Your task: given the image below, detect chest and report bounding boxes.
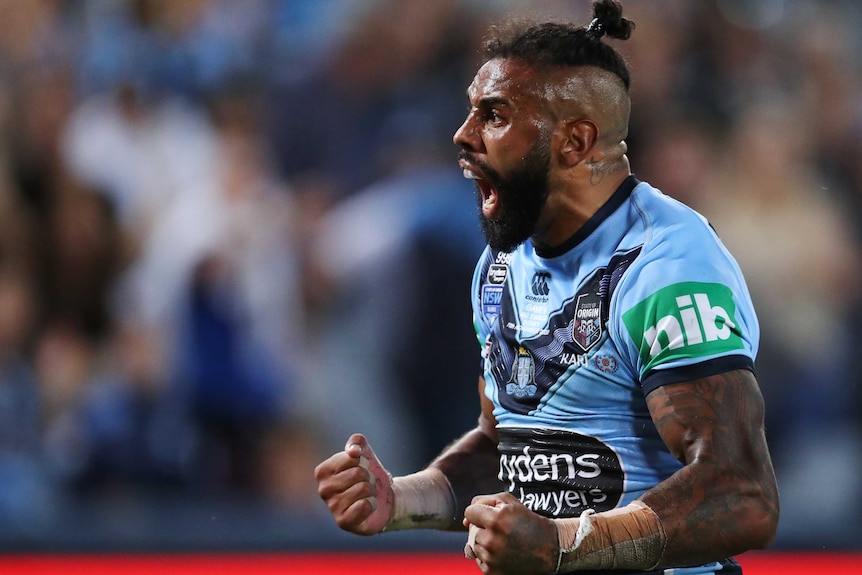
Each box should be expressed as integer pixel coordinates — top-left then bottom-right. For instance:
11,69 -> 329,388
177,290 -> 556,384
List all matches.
483,248 -> 640,416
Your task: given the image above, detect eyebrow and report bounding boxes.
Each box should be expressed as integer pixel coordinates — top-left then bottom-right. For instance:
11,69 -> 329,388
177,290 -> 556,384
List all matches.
473,96 -> 512,109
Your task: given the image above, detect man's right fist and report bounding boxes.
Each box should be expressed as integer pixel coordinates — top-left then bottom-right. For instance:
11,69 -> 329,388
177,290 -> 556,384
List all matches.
314,433 -> 395,535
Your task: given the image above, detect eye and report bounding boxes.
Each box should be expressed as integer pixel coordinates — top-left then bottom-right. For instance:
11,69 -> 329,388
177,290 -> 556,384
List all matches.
483,108 -> 505,126
464,102 -> 507,127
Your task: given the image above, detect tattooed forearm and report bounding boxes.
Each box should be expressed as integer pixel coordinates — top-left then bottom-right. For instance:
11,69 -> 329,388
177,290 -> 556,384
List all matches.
429,426 -> 503,520
642,369 -> 780,567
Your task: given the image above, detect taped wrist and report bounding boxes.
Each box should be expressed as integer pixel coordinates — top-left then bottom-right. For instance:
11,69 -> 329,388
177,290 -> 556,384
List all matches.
553,500 -> 666,573
383,468 -> 458,532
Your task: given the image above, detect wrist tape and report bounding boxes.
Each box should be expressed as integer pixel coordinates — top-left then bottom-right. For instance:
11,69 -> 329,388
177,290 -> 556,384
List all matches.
383,468 -> 457,532
554,500 -> 666,573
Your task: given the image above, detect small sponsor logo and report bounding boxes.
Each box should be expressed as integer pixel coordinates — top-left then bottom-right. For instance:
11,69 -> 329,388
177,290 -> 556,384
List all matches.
488,264 -> 508,285
560,353 -> 589,367
531,271 -> 551,296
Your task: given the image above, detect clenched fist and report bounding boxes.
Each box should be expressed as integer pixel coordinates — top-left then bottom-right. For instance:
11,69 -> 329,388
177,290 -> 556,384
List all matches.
314,433 -> 395,535
463,492 -> 559,574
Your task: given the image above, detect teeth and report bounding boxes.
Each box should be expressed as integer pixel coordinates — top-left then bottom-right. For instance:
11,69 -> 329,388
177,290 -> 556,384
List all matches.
463,168 -> 481,180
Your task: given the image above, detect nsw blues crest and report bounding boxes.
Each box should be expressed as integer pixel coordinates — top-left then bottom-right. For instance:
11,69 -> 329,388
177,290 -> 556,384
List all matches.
507,346 -> 537,398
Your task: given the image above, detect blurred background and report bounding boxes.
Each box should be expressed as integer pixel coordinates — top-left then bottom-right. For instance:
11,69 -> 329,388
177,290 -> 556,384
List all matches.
0,0 -> 859,554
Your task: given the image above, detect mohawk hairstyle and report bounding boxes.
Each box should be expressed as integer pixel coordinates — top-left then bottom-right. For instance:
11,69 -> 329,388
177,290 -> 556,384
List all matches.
481,0 -> 635,90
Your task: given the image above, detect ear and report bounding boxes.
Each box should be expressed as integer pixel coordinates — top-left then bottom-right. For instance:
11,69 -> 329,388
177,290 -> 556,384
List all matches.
555,118 -> 599,168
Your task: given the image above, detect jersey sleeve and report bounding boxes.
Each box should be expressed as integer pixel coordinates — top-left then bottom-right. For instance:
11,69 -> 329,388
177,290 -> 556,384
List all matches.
610,219 -> 759,395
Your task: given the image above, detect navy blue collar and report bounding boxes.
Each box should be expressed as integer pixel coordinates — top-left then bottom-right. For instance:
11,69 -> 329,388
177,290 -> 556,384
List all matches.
533,174 -> 638,259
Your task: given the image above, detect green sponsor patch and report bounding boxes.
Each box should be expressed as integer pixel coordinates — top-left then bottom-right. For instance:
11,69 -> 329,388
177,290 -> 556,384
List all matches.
622,282 -> 743,372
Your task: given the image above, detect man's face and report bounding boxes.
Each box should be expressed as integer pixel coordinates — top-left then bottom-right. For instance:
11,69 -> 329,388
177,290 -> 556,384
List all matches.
454,58 -> 553,252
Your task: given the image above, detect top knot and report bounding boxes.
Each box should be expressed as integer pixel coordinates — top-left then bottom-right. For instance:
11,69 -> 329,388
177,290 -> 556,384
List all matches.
587,0 -> 634,41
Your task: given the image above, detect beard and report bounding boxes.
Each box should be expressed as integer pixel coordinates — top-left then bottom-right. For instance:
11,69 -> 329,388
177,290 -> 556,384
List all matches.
463,134 -> 552,253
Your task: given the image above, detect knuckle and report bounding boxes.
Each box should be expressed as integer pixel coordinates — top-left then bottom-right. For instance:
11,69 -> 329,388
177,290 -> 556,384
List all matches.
317,482 -> 333,500
313,462 -> 327,480
334,515 -> 352,530
353,480 -> 373,499
349,465 -> 370,484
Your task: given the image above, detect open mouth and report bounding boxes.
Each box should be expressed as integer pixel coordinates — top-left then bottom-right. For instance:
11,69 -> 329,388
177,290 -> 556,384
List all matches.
461,164 -> 499,218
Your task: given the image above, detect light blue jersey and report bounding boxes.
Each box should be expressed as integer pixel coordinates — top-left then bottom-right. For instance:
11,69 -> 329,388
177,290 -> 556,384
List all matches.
471,176 -> 756,574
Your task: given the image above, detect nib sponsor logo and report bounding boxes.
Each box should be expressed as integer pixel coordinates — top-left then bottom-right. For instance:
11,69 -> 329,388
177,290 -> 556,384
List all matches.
623,282 -> 744,370
644,293 -> 734,356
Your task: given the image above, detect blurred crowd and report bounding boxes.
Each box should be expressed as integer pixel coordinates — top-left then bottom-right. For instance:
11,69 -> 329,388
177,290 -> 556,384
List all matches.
0,0 -> 860,551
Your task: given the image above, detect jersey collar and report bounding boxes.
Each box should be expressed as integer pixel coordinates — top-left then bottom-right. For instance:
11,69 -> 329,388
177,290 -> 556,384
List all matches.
532,174 -> 639,259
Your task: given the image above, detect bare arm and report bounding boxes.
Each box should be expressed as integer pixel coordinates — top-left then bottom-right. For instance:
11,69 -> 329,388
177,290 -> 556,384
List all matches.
315,376 -> 502,534
429,375 -> 504,518
642,368 -> 780,566
457,370 -> 779,574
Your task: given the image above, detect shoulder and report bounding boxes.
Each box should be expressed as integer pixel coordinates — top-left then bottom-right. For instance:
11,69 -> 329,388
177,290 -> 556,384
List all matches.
608,181 -> 759,380
629,181 -> 721,248
623,181 -> 747,291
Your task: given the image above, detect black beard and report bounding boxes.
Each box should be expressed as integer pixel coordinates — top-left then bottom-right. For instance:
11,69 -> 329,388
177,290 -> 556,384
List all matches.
468,136 -> 552,253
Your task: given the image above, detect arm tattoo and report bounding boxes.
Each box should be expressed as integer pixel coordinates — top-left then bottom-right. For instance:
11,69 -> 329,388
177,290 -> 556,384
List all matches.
642,369 -> 780,566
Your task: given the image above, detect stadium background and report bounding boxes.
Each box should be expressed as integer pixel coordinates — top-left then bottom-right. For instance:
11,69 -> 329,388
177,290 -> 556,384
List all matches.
0,0 -> 860,571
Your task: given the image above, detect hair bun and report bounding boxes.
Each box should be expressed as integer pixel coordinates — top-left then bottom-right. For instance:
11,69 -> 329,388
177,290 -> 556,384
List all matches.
588,0 -> 634,41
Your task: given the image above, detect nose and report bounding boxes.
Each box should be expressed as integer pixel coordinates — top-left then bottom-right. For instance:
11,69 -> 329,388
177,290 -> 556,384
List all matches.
453,113 -> 481,152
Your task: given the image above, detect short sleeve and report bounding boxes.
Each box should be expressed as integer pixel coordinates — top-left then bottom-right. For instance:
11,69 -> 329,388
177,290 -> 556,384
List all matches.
610,220 -> 759,391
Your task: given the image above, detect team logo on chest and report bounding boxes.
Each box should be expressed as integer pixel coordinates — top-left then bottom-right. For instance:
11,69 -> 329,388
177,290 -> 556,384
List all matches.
506,346 -> 538,398
573,291 -> 603,352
